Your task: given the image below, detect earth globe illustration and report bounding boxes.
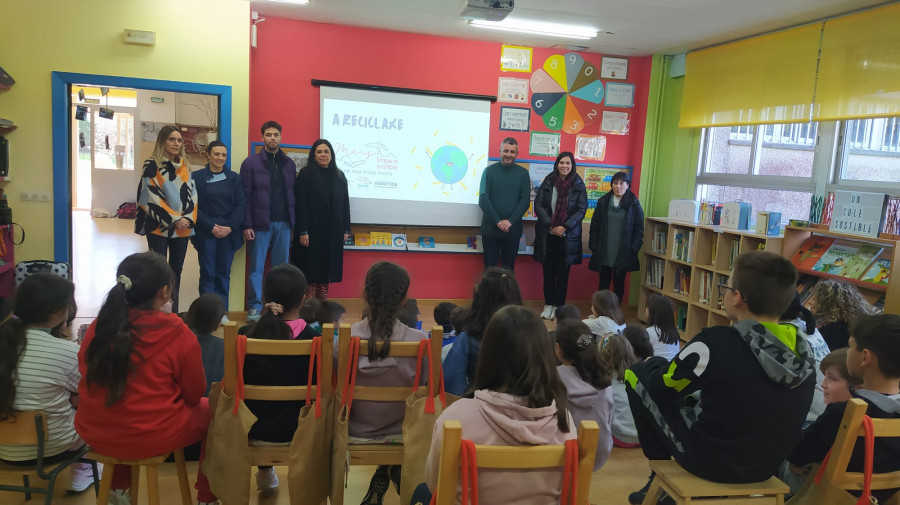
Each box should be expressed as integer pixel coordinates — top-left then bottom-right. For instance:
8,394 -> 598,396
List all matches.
430,145 -> 469,187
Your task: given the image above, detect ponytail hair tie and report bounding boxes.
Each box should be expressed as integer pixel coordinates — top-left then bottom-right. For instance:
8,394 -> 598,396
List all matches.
263,302 -> 284,317
117,275 -> 133,291
576,334 -> 593,348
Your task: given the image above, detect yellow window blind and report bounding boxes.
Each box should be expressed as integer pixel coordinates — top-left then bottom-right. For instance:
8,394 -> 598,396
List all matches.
680,24 -> 821,128
814,3 -> 900,121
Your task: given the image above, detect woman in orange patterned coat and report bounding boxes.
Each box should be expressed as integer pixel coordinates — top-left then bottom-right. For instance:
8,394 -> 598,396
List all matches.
135,125 -> 198,312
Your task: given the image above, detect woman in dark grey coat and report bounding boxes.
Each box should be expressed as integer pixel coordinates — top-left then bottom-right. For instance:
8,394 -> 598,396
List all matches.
588,171 -> 644,303
533,151 -> 587,320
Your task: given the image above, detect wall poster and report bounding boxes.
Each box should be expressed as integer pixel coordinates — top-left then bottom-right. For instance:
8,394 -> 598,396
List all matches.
499,106 -> 531,132
529,131 -> 561,157
498,77 -> 529,103
500,45 -> 533,72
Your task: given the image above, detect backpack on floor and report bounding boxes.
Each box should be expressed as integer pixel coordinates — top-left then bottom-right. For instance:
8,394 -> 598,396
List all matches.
116,202 -> 137,219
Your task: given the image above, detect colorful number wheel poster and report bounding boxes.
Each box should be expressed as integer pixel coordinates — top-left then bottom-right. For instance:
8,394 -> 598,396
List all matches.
530,53 -> 604,134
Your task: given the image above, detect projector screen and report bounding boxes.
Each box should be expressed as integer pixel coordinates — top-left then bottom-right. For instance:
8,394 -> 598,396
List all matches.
320,85 -> 492,227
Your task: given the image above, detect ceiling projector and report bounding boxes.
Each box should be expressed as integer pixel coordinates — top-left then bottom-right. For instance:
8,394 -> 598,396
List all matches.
459,0 -> 514,22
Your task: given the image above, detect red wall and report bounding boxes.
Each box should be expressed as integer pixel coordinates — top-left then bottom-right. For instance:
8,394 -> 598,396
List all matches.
250,18 -> 652,301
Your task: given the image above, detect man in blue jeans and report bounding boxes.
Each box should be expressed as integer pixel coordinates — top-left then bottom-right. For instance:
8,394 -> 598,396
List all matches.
241,120 -> 296,322
478,137 -> 530,271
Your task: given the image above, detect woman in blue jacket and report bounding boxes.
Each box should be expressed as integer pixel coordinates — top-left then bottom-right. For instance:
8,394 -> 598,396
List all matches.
533,151 -> 587,320
191,141 -> 245,315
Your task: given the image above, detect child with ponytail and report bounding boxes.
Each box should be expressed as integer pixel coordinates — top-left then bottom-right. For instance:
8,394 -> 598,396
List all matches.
242,263 -> 317,491
75,252 -> 216,505
555,320 -> 614,470
351,261 -> 428,505
0,274 -> 96,492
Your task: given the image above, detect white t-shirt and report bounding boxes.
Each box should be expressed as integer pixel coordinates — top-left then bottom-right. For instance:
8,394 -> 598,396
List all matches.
647,326 -> 681,361
0,329 -> 82,461
583,316 -> 625,337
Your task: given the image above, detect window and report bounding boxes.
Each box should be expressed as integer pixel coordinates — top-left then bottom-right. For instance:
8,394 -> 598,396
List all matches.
838,118 -> 900,184
696,123 -> 821,221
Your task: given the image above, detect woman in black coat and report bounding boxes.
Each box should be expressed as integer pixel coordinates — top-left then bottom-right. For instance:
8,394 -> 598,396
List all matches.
533,151 -> 587,320
588,171 -> 644,303
292,139 -> 351,300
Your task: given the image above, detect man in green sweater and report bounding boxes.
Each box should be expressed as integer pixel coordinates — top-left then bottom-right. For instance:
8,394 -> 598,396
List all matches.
478,137 -> 531,271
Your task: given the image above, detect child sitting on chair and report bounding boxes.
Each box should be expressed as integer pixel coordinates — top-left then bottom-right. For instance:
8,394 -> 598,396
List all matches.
185,294 -> 225,397
625,251 -> 815,505
351,262 -> 429,505
0,274 -> 96,493
785,314 -> 900,503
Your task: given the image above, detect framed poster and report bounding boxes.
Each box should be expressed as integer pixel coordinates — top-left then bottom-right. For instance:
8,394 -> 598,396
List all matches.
501,45 -> 533,72
499,106 -> 531,132
599,111 -> 631,135
498,77 -> 529,103
605,83 -> 635,107
529,131 -> 560,157
601,57 -> 629,80
575,134 -> 606,161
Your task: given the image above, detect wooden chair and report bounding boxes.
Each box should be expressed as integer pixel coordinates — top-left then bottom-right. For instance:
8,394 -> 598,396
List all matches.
89,449 -> 191,505
817,397 -> 900,504
0,411 -> 99,505
222,320 -> 333,466
641,460 -> 789,505
335,324 -> 443,465
432,419 -> 600,505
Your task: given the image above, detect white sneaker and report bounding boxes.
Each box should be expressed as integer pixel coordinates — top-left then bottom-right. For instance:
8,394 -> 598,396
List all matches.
247,308 -> 261,323
541,305 -> 555,320
256,467 -> 279,490
68,461 -> 101,493
108,489 -> 130,505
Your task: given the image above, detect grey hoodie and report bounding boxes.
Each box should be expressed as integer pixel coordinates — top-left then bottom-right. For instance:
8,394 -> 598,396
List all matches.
557,365 -> 614,470
425,390 -> 576,505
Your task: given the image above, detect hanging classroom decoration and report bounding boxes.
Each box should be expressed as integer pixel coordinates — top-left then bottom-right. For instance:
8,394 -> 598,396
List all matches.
530,53 -> 604,134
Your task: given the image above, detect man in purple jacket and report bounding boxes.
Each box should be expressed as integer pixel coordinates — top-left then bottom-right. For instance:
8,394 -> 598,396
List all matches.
241,121 -> 296,322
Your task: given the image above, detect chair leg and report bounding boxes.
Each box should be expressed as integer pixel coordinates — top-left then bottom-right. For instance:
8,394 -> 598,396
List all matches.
22,474 -> 32,500
131,465 -> 140,505
174,449 -> 192,505
641,476 -> 664,505
91,460 -> 101,497
146,465 -> 160,505
97,463 -> 114,505
44,473 -> 58,505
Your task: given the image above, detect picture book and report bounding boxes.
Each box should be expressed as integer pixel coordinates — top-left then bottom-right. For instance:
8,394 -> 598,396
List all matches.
790,236 -> 836,271
370,231 -> 392,247
811,240 -> 862,276
860,252 -> 891,286
418,236 -> 435,248
840,243 -> 883,279
355,233 -> 371,247
391,233 -> 407,249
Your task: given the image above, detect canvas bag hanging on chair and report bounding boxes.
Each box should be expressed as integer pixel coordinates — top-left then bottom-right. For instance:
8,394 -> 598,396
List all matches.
331,336 -> 361,505
400,339 -> 447,505
786,415 -> 877,505
287,336 -> 334,505
203,334 -> 258,505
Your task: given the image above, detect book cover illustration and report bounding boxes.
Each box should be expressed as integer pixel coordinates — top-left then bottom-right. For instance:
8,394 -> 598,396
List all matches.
840,243 -> 883,279
811,240 -> 861,276
370,231 -> 392,247
391,233 -> 407,249
355,233 -> 371,247
467,236 -> 477,250
790,236 -> 836,271
418,236 -> 435,248
860,253 -> 891,286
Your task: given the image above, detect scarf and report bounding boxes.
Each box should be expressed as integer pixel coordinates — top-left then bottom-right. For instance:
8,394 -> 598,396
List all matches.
550,173 -> 575,228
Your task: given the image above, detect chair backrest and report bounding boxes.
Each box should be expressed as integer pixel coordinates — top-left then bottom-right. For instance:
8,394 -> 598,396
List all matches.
336,324 -> 443,404
433,419 -> 600,505
0,411 -> 47,445
223,321 -> 333,401
823,397 -> 900,492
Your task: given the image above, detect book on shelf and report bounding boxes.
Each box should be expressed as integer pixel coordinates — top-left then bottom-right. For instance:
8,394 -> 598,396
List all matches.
645,258 -> 665,289
370,231 -> 392,247
676,306 -> 687,332
790,236 -> 836,271
859,252 -> 891,286
716,273 -> 730,310
418,236 -> 435,248
728,238 -> 740,270
672,229 -> 694,262
355,233 -> 371,247
651,229 -> 667,255
673,268 -> 690,296
699,201 -> 723,226
698,270 -> 714,305
796,275 -> 821,304
391,233 -> 407,249
721,202 -> 751,230
811,240 -> 882,279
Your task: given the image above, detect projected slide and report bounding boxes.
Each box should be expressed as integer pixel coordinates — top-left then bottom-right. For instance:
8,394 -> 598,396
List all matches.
320,89 -> 491,206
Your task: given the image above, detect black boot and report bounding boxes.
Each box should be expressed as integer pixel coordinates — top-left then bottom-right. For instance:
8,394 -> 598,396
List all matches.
360,466 -> 390,505
389,465 -> 401,495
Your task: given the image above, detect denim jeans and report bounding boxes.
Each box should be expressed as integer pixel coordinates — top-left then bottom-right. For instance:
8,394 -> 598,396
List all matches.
246,221 -> 291,310
194,235 -> 237,310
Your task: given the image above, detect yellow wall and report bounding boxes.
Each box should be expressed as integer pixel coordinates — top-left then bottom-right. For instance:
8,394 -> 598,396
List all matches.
1,0 -> 250,308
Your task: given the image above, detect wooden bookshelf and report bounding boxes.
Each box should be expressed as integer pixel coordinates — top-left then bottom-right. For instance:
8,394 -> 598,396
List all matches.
638,217 -> 784,342
782,226 -> 900,314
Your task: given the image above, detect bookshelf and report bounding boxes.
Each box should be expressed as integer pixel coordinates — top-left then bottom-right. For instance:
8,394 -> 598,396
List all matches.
782,226 -> 900,314
638,217 -> 784,342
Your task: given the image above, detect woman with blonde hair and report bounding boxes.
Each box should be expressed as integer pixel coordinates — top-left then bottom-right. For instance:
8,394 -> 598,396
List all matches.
808,279 -> 879,350
135,125 -> 198,312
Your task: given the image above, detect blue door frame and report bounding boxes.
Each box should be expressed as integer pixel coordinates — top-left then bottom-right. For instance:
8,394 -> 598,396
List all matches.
51,72 -> 232,262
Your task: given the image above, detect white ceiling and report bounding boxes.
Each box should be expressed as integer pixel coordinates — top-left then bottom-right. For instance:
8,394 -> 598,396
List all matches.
250,0 -> 894,56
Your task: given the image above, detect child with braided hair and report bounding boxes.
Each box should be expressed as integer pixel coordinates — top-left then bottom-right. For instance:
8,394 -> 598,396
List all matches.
350,261 -> 429,505
555,320 -> 614,470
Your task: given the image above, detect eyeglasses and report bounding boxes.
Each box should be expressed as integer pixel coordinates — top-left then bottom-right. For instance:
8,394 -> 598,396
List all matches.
717,283 -> 738,298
